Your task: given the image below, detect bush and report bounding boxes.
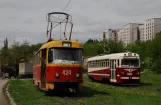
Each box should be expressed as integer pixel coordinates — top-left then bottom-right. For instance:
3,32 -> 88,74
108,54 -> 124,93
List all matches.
83,68 -> 87,73
151,58 -> 161,73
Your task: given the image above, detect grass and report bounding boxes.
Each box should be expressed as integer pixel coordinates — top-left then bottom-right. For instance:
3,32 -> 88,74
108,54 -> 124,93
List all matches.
8,71 -> 161,105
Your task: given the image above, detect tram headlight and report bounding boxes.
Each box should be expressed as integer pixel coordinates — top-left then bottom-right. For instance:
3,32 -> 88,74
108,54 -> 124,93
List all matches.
117,74 -> 120,77
137,72 -> 140,75
76,73 -> 80,78
55,73 -> 59,78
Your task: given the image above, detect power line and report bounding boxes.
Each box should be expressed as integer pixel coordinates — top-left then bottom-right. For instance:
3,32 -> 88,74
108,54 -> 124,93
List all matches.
53,0 -> 72,26
62,0 -> 71,13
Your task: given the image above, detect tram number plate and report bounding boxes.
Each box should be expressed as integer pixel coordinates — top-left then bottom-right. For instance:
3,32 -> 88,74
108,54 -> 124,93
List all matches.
63,70 -> 71,75
127,73 -> 132,76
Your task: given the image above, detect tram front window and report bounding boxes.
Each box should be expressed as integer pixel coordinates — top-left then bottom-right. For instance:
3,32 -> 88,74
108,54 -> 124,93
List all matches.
48,48 -> 82,64
121,59 -> 139,67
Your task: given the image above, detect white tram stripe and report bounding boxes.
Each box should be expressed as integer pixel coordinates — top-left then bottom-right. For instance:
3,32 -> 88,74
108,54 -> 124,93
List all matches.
132,77 -> 140,79
110,79 -> 117,82
120,77 -> 140,79
88,73 -> 110,76
120,77 -> 129,79
88,67 -> 110,72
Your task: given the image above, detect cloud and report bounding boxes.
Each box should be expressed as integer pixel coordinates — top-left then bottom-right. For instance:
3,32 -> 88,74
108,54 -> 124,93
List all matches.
0,0 -> 161,47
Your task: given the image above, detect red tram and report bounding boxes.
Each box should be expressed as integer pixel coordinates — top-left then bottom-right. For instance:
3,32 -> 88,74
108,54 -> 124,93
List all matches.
32,12 -> 83,93
87,52 -> 140,85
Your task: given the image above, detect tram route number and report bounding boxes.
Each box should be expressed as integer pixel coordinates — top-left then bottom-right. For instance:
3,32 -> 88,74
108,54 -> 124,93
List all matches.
63,70 -> 71,75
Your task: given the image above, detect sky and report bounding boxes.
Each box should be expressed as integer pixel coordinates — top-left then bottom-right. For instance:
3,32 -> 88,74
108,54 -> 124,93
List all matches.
0,0 -> 161,47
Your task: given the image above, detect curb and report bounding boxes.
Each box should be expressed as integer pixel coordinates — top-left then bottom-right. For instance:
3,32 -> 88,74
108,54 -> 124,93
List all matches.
5,81 -> 17,105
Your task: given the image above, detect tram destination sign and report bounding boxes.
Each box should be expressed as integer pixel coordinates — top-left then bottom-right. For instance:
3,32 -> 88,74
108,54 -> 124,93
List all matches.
62,42 -> 72,47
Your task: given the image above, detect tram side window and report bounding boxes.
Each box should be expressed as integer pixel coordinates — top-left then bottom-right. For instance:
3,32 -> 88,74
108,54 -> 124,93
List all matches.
88,61 -> 90,67
102,60 -> 104,67
100,60 -> 103,67
92,61 -> 94,68
90,61 -> 93,67
98,60 -> 100,67
96,60 -> 98,67
48,49 -> 53,63
100,60 -> 102,67
34,52 -> 40,65
87,62 -> 89,68
95,60 -> 97,67
91,61 -> 93,68
106,59 -> 109,67
104,59 -> 106,67
104,59 -> 107,67
93,61 -> 95,67
95,61 -> 97,67
97,60 -> 99,67
37,53 -> 40,64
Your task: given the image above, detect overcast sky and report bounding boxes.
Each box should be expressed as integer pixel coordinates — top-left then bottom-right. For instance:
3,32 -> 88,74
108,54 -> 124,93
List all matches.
0,0 -> 161,47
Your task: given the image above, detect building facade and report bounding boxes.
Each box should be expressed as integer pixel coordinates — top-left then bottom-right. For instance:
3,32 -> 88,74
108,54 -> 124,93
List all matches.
140,18 -> 161,41
108,29 -> 119,42
103,18 -> 161,44
139,24 -> 144,41
117,23 -> 143,45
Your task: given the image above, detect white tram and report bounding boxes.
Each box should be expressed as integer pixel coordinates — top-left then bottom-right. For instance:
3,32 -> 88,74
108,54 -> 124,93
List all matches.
87,52 -> 140,85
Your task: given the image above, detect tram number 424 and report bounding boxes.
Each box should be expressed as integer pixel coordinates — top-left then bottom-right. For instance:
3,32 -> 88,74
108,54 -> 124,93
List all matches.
63,70 -> 71,75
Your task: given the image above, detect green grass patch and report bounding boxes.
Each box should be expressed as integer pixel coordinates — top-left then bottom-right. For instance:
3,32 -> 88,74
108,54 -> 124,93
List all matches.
9,71 -> 161,105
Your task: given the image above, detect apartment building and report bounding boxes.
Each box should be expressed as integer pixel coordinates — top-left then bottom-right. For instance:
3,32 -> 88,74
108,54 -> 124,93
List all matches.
117,28 -> 124,43
139,24 -> 144,41
140,18 -> 161,41
117,23 -> 143,45
108,29 -> 119,42
103,18 -> 161,44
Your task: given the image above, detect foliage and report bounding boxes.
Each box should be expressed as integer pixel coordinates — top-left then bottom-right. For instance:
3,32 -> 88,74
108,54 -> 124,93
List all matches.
83,40 -> 102,57
0,38 -> 43,67
83,39 -> 125,57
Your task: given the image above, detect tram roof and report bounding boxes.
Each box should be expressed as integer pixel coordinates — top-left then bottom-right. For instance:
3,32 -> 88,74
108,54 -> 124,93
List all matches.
33,40 -> 83,56
40,40 -> 83,49
87,52 -> 139,61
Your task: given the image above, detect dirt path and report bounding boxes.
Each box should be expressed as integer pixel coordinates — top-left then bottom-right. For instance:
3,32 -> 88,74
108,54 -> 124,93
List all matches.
0,78 -> 9,105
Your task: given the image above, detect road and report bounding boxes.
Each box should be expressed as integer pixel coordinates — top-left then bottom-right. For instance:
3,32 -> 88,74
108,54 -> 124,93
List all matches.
0,78 -> 9,105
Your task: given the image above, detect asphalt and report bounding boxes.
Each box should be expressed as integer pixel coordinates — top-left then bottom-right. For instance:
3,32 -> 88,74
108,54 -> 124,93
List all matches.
0,78 -> 9,105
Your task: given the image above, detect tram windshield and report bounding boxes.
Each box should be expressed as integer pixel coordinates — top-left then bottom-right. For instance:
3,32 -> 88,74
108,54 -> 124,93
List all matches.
121,59 -> 139,67
48,48 -> 82,64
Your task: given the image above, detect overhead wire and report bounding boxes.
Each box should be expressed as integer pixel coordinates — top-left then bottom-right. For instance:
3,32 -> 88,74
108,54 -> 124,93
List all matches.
51,0 -> 72,27
62,0 -> 71,13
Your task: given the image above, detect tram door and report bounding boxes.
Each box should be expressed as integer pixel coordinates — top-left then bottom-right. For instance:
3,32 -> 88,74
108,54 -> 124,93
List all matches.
110,59 -> 116,82
41,48 -> 47,89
